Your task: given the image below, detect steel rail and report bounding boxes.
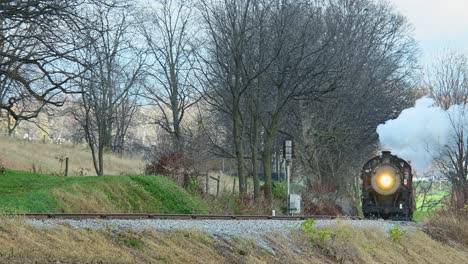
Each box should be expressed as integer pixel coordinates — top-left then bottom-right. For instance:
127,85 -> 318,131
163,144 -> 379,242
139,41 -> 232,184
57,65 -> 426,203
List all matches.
3,213 -> 362,220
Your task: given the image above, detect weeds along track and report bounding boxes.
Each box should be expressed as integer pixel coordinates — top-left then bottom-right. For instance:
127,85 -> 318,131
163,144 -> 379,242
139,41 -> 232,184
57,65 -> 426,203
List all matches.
7,213 -> 362,220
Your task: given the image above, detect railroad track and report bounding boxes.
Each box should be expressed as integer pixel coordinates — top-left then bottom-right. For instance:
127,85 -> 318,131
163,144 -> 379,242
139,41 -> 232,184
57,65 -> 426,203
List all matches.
6,213 -> 362,220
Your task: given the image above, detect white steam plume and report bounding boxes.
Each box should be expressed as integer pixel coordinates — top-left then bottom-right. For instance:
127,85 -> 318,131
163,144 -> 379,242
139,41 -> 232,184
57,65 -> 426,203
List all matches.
376,97 -> 468,173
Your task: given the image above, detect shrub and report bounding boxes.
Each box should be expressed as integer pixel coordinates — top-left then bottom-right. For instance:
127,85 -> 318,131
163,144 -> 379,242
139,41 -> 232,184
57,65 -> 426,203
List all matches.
301,219 -> 332,243
301,193 -> 343,216
301,219 -> 318,234
185,177 -> 203,193
388,225 -> 406,243
145,152 -> 189,185
272,181 -> 287,200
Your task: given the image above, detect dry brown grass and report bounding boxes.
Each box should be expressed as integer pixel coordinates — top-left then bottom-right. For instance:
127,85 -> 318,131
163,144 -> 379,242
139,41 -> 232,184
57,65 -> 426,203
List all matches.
0,135 -> 144,175
0,217 -> 466,264
208,172 -> 257,195
0,217 -> 323,264
294,221 -> 468,264
0,217 -> 138,263
424,210 -> 468,248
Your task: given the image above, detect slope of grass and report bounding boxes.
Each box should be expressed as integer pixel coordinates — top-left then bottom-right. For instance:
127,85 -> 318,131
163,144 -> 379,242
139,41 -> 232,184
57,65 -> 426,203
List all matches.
296,220 -> 468,263
0,217 -> 466,264
0,170 -> 209,214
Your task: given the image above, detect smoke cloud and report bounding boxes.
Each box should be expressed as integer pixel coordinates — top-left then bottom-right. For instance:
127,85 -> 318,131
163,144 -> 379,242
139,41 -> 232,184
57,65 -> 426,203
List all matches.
376,97 -> 468,173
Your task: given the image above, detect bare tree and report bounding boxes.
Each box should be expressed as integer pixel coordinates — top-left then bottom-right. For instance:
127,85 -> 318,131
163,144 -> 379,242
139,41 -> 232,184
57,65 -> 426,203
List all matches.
254,0 -> 344,205
139,0 -> 199,151
73,1 -> 145,175
434,106 -> 468,210
0,0 -> 90,122
427,51 -> 468,109
292,0 -> 417,204
112,93 -> 139,155
413,175 -> 448,212
198,0 -> 259,196
429,51 -> 468,209
240,0 -> 275,201
193,0 -> 419,209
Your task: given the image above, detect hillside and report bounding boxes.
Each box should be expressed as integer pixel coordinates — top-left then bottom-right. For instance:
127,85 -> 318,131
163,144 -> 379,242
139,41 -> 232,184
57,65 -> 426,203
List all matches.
0,135 -> 144,176
0,170 -> 209,214
0,217 -> 466,263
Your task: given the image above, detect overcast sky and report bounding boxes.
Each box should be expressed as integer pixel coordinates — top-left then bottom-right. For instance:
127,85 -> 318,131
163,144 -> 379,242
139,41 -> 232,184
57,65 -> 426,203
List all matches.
389,0 -> 468,65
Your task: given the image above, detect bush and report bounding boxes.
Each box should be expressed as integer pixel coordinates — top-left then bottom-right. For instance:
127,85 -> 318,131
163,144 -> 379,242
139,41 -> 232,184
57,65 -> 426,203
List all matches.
301,219 -> 333,243
301,193 -> 343,216
185,177 -> 203,193
301,219 -> 318,234
145,152 -> 189,185
388,225 -> 406,243
205,192 -> 278,215
272,181 -> 287,200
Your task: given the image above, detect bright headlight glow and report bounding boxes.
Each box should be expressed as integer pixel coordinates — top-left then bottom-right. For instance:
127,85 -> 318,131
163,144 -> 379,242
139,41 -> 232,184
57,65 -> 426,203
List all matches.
377,174 -> 395,190
371,165 -> 401,195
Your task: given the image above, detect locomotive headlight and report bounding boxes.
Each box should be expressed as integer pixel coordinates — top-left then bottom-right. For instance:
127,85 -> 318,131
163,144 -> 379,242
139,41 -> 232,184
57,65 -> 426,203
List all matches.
371,166 -> 401,195
377,174 -> 395,190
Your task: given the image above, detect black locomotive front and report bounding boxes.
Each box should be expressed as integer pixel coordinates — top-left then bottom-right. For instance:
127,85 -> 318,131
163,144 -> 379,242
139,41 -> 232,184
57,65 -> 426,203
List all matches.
361,151 -> 414,220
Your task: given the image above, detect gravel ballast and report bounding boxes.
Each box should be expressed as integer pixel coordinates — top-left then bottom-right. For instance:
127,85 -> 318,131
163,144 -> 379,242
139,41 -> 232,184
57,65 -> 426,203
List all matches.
25,219 -> 421,238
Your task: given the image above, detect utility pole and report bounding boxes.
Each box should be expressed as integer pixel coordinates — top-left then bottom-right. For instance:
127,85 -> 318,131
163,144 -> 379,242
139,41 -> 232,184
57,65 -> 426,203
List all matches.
284,139 -> 293,215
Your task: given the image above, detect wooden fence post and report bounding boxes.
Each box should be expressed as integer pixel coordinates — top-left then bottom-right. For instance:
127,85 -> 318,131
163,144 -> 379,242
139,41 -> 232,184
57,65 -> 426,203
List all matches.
232,178 -> 236,194
65,157 -> 69,176
216,175 -> 220,197
205,173 -> 209,195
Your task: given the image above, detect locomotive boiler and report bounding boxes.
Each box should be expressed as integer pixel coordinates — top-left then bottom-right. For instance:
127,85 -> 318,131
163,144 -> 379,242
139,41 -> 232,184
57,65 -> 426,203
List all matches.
361,151 -> 414,220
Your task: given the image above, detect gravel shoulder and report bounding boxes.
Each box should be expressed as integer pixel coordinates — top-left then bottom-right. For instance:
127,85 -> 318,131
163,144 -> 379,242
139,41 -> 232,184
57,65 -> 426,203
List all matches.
26,219 -> 422,238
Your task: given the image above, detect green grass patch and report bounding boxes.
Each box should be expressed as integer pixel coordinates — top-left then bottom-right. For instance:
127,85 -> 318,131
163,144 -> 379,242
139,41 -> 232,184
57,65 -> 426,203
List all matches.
0,169 -> 209,214
413,182 -> 450,222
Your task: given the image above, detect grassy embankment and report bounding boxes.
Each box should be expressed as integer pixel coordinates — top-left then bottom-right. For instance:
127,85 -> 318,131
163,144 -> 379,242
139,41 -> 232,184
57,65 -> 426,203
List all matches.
0,168 -> 448,218
0,213 -> 466,263
0,170 -> 209,214
0,135 -> 455,218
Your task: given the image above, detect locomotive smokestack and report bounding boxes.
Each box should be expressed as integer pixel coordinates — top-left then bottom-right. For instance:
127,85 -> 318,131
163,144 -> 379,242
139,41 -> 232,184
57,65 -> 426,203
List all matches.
381,151 -> 391,164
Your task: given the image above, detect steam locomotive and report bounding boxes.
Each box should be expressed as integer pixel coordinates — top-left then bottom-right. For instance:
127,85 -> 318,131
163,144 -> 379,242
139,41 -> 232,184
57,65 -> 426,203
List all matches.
361,151 -> 414,220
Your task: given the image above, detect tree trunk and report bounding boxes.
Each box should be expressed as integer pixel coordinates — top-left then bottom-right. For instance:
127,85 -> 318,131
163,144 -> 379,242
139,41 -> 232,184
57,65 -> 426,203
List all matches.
262,114 -> 280,207
7,113 -> 12,136
98,143 -> 104,176
96,114 -> 106,176
251,138 -> 260,202
90,144 -> 100,176
233,104 -> 246,196
171,68 -> 182,152
262,137 -> 273,206
6,112 -> 18,137
250,104 -> 261,202
173,111 -> 182,151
